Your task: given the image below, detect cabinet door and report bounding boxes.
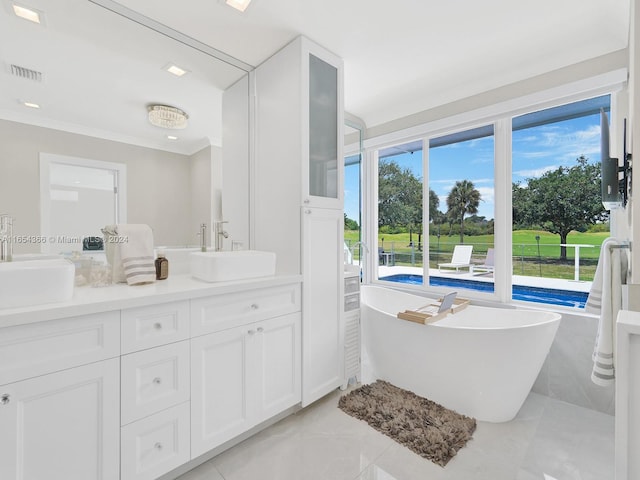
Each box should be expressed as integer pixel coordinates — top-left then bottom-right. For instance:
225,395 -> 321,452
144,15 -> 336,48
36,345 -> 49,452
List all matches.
301,207 -> 344,406
255,313 -> 301,420
191,327 -> 255,458
0,359 -> 120,480
303,43 -> 344,209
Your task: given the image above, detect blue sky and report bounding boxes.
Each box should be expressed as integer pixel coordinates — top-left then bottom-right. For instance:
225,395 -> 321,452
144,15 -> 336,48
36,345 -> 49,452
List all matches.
344,113 -> 602,223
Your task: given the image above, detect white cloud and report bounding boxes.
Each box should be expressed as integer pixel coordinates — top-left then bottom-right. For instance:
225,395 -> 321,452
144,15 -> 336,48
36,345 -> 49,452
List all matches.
477,186 -> 495,205
513,165 -> 558,178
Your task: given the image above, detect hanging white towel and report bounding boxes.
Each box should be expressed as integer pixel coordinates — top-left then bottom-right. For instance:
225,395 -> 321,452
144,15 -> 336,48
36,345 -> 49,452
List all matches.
585,237 -> 628,386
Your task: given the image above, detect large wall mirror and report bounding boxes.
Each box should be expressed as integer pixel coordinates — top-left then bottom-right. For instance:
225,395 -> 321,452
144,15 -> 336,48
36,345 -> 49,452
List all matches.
0,0 -> 251,253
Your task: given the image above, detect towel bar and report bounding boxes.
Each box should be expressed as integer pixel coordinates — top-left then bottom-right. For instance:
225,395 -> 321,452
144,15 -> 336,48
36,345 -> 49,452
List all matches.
609,243 -> 631,251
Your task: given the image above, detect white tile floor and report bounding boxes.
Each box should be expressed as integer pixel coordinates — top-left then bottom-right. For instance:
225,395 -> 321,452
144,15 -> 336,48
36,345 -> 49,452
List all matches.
176,389 -> 614,480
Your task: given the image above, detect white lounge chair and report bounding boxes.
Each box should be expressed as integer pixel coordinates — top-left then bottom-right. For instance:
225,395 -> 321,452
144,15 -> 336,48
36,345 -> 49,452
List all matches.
472,248 -> 494,275
438,245 -> 473,273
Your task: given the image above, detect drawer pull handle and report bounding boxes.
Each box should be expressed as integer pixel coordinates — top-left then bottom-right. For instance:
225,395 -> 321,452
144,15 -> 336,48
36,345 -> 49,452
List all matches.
250,303 -> 259,310
153,377 -> 162,385
154,322 -> 163,330
257,327 -> 264,333
248,329 -> 256,335
154,442 -> 163,451
1,394 -> 9,405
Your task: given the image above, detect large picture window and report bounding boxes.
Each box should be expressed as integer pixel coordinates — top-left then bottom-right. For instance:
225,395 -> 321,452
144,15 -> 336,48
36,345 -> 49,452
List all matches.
366,93 -> 613,309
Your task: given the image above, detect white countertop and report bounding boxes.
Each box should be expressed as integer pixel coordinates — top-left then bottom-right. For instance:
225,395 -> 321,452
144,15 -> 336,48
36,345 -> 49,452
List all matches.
0,273 -> 302,328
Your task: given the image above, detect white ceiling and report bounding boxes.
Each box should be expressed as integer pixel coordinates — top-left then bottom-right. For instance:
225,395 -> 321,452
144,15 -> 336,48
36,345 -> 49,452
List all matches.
0,0 -> 631,155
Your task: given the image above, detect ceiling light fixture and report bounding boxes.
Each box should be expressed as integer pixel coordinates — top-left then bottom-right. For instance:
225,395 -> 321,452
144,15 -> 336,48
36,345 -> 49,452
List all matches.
147,105 -> 188,129
167,135 -> 178,140
23,101 -> 40,109
225,0 -> 252,12
165,64 -> 189,77
12,4 -> 41,24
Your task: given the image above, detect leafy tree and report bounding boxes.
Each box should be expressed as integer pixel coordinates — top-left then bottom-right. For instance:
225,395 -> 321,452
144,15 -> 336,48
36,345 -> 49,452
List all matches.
446,180 -> 481,243
378,159 -> 422,243
512,181 -> 536,229
428,189 -> 440,221
513,155 -> 606,260
344,213 -> 359,230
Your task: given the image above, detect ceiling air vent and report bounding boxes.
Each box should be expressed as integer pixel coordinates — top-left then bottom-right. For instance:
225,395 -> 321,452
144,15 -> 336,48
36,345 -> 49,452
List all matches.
10,64 -> 43,82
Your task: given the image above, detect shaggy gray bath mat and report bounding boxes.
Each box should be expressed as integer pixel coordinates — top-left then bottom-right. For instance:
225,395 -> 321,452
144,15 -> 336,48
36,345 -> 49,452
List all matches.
338,380 -> 476,467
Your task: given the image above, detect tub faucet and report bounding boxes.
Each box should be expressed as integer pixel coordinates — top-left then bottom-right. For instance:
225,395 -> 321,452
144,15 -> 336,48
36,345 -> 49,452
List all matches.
198,223 -> 207,252
214,220 -> 229,251
0,214 -> 14,262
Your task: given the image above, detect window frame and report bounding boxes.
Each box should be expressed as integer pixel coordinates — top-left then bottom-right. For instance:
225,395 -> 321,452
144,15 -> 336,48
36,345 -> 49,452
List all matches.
361,69 -> 627,308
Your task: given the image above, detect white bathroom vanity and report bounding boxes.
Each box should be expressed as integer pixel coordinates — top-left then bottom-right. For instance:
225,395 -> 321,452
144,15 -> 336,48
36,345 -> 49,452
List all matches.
0,274 -> 306,480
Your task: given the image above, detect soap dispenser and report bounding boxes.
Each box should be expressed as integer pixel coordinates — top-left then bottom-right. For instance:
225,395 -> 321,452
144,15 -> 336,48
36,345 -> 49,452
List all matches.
155,251 -> 169,280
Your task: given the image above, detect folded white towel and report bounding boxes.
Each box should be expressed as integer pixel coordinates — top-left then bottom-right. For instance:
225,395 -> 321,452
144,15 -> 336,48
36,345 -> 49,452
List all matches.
117,224 -> 156,285
585,237 -> 628,386
103,224 -> 155,285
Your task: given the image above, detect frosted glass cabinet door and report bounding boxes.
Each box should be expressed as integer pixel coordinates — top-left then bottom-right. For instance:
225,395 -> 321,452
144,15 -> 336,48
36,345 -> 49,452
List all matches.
308,53 -> 339,202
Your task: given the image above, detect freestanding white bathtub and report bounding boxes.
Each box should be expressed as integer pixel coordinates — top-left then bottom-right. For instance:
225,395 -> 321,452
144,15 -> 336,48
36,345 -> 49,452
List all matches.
361,285 -> 561,422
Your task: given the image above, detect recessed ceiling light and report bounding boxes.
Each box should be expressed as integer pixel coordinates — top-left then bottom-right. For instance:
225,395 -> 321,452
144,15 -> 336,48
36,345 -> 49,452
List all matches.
23,101 -> 40,109
165,64 -> 189,77
225,0 -> 252,12
12,4 -> 42,24
167,135 -> 178,140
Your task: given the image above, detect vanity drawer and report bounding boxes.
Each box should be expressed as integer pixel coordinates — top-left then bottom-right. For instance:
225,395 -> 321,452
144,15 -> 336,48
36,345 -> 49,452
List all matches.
121,341 -> 190,425
121,300 -> 190,354
0,311 -> 120,386
191,283 -> 301,336
344,275 -> 360,294
121,401 -> 190,480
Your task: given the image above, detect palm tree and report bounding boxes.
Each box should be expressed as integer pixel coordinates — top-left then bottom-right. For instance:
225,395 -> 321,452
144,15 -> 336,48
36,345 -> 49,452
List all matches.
446,180 -> 481,243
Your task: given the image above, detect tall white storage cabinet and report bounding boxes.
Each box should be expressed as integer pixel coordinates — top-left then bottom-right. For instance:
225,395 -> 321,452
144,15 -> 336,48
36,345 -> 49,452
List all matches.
254,36 -> 344,406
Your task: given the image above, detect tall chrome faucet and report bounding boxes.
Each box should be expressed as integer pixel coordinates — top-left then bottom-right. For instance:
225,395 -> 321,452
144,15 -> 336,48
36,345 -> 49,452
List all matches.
214,220 -> 229,251
198,223 -> 207,252
0,214 -> 14,262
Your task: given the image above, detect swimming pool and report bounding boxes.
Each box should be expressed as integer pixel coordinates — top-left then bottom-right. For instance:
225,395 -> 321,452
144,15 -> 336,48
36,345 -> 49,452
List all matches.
379,274 -> 588,308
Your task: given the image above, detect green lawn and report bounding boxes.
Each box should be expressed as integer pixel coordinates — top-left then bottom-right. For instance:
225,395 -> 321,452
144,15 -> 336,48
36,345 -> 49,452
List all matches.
345,229 -> 608,281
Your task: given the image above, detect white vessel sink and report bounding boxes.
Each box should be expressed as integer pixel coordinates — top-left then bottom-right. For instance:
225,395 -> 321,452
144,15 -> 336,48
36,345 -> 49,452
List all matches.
0,258 -> 75,309
190,250 -> 276,282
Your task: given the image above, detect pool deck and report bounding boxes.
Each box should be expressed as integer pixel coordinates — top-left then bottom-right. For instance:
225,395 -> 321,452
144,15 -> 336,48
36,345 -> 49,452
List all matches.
377,265 -> 592,293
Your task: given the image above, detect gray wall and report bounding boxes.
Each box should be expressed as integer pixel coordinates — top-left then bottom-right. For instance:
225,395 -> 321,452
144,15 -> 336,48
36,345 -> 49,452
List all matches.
365,50 -> 628,139
0,119 -> 217,250
532,312 -> 614,415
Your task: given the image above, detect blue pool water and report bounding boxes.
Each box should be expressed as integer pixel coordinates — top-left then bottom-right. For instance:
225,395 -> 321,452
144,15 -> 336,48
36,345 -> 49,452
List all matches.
379,274 -> 588,308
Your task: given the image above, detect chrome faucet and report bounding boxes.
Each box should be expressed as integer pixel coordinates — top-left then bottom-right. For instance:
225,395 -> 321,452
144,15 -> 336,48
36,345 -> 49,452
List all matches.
0,214 -> 14,262
198,223 -> 207,252
349,241 -> 369,264
214,220 -> 229,252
